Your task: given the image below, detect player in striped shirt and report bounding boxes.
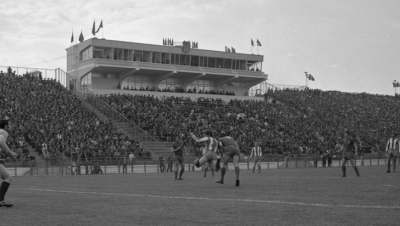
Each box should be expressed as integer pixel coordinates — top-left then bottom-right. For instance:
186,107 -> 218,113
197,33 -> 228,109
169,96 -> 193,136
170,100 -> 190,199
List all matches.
0,119 -> 18,207
385,133 -> 399,173
190,130 -> 220,173
250,141 -> 262,173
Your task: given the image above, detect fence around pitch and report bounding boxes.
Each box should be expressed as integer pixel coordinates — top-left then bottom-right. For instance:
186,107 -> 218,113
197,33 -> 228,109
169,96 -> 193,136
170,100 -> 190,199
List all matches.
4,154 -> 395,177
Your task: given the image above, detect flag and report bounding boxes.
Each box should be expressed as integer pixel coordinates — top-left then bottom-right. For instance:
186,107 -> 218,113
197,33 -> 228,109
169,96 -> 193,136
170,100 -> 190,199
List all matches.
225,46 -> 229,52
251,39 -> 254,46
71,31 -> 74,43
309,75 -> 315,81
171,39 -> 173,45
79,31 -> 84,43
257,39 -> 262,46
393,81 -> 400,87
304,72 -> 309,79
96,20 -> 103,33
92,20 -> 96,36
231,47 -> 236,53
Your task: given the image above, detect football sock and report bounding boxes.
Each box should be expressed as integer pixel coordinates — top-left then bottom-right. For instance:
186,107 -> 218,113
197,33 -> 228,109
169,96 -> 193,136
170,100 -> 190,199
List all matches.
341,166 -> 346,177
174,171 -> 178,180
220,167 -> 226,181
252,166 -> 255,173
0,181 -> 10,202
235,166 -> 240,180
258,165 -> 261,173
354,167 -> 360,177
179,168 -> 184,179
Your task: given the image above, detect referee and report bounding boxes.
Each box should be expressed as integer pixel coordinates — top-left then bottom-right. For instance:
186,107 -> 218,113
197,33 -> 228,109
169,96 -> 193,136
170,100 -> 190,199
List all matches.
385,132 -> 399,173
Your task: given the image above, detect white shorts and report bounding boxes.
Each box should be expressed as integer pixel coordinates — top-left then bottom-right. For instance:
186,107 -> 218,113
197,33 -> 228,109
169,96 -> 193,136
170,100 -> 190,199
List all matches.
0,163 -> 11,180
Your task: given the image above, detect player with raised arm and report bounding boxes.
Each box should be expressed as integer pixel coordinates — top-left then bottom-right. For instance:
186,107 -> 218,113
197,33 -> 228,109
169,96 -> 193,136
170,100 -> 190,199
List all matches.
0,118 -> 18,207
171,136 -> 189,180
190,130 -> 220,173
385,132 -> 399,173
250,141 -> 262,173
217,131 -> 241,186
338,129 -> 360,177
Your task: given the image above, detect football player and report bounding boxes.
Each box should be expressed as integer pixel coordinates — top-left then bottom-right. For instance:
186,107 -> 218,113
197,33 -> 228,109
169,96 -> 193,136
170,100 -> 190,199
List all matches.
217,131 -> 241,186
190,130 -> 220,173
0,118 -> 18,207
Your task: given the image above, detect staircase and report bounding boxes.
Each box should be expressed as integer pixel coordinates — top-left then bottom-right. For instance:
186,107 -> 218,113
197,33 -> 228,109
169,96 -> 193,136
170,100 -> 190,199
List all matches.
76,92 -> 171,159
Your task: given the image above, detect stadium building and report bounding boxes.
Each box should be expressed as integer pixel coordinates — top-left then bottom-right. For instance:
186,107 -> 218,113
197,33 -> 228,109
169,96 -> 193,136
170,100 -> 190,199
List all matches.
66,38 -> 267,96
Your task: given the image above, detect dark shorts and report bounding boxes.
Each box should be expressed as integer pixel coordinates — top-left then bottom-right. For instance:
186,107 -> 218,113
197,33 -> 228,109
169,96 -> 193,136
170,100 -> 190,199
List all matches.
174,156 -> 184,164
254,156 -> 262,163
388,149 -> 399,157
342,152 -> 356,160
223,146 -> 240,158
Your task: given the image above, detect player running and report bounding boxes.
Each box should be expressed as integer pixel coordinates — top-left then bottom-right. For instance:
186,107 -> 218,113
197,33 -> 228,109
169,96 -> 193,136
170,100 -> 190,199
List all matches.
0,118 -> 18,207
217,131 -> 240,186
190,130 -> 220,173
338,129 -> 360,177
385,132 -> 399,173
250,141 -> 262,173
171,136 -> 189,180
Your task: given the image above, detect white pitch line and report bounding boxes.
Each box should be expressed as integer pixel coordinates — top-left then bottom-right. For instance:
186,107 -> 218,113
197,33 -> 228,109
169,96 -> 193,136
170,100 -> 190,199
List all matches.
27,188 -> 400,210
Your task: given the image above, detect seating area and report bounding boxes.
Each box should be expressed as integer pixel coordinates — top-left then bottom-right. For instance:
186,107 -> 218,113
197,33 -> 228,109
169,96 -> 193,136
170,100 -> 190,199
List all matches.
0,73 -> 147,163
1,71 -> 395,161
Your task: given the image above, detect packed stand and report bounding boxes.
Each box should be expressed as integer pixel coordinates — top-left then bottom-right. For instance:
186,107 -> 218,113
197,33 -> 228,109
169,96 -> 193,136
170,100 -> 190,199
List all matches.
0,72 -> 147,163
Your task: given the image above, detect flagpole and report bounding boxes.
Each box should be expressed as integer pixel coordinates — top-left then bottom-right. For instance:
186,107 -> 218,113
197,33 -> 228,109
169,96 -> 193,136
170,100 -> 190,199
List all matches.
257,43 -> 259,55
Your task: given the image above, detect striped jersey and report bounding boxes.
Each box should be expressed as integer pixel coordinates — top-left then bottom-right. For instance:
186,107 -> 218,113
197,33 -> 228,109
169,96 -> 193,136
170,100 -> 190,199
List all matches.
251,146 -> 262,157
386,137 -> 399,152
197,137 -> 218,152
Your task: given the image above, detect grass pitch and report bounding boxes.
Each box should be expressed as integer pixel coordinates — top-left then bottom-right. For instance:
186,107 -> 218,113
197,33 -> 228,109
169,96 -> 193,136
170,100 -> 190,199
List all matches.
1,166 -> 399,226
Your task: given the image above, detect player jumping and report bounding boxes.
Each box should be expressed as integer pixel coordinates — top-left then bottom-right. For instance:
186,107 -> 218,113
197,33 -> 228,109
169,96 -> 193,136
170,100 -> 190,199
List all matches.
190,130 -> 220,173
217,131 -> 240,186
0,118 -> 18,207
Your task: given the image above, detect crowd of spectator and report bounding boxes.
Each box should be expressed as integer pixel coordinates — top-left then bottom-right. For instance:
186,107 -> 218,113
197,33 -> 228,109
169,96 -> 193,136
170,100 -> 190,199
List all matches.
0,72 -> 148,163
120,84 -> 235,96
2,68 -> 394,161
99,87 -> 394,157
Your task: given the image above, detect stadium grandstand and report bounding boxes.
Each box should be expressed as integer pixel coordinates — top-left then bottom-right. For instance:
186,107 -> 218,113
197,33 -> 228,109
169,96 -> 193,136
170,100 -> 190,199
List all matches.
0,37 -> 395,175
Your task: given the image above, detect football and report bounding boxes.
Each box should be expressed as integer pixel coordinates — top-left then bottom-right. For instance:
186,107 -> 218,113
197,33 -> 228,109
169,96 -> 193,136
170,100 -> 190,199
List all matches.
237,113 -> 246,122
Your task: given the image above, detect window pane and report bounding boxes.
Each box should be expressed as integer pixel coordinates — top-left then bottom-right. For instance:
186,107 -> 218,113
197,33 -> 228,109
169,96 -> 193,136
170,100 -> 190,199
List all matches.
191,55 -> 199,66
143,51 -> 151,62
225,59 -> 232,69
208,57 -> 216,68
134,51 -> 143,62
216,58 -> 223,68
93,47 -> 104,59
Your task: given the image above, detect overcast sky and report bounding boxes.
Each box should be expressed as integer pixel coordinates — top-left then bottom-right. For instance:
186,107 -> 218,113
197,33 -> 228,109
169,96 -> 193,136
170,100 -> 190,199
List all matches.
1,0 -> 400,95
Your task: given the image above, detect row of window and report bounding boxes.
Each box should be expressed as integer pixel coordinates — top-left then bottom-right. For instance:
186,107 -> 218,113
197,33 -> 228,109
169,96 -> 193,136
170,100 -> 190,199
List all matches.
80,46 -> 262,71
